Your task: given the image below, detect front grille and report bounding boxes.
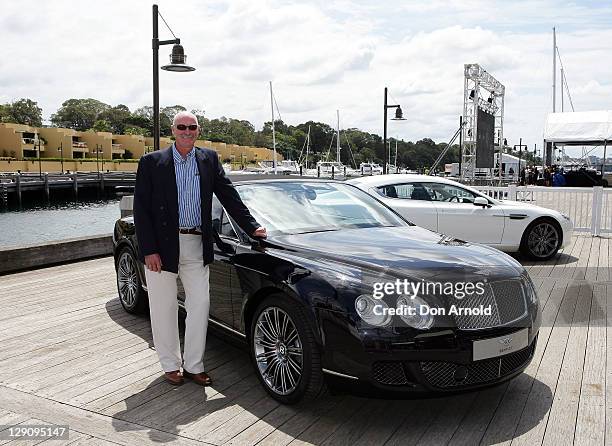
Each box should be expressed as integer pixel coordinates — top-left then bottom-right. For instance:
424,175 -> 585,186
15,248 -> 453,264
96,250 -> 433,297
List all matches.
372,361 -> 410,385
420,341 -> 536,389
453,280 -> 528,329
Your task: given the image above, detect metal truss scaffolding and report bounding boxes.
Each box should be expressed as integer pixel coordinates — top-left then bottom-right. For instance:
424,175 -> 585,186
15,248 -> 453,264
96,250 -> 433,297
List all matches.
461,64 -> 505,181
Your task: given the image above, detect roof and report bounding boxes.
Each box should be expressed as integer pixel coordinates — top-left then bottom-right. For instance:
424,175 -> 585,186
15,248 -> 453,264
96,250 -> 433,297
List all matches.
544,111 -> 612,144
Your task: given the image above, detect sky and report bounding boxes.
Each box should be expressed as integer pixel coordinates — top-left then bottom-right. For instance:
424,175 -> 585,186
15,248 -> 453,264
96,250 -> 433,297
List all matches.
1,0 -> 611,157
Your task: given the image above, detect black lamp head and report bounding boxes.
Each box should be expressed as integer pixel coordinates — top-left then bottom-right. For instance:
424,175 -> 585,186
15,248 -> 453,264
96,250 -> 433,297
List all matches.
391,106 -> 406,121
161,44 -> 195,72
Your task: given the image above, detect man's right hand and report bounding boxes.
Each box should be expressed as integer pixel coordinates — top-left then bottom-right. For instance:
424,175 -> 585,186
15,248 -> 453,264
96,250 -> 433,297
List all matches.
144,254 -> 163,273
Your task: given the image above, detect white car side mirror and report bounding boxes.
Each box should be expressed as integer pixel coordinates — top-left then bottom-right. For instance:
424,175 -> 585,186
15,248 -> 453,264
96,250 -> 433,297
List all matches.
473,196 -> 490,208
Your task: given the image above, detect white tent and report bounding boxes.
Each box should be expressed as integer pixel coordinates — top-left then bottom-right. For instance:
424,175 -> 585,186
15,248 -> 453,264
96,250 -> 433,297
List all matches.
544,111 -> 612,144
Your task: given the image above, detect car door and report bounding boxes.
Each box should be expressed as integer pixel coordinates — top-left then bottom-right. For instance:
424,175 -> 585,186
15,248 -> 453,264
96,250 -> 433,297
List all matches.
428,182 -> 505,245
373,182 -> 438,231
209,197 -> 237,328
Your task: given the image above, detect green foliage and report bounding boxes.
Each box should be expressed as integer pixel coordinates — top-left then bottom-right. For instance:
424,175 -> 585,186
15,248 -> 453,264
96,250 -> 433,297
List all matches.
0,98 -> 43,126
51,98 -> 110,130
92,119 -> 112,133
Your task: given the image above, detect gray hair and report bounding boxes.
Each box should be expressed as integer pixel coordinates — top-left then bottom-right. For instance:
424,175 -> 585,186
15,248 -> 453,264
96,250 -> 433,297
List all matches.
172,111 -> 199,126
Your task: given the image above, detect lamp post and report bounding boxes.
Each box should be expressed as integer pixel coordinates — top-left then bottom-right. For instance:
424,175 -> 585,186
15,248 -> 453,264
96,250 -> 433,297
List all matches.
58,142 -> 64,174
96,144 -> 100,177
152,4 -> 195,152
37,139 -> 42,178
383,87 -> 405,174
513,138 -> 527,180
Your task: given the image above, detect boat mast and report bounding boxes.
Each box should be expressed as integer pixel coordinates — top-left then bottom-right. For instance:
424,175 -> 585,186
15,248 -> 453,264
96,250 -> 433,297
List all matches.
394,139 -> 398,172
306,125 -> 310,171
270,81 -> 277,174
336,110 -> 341,164
552,27 -> 556,113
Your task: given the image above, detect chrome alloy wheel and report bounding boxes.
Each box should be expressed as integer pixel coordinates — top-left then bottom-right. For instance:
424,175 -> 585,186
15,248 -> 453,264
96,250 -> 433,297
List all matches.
117,251 -> 139,309
253,307 -> 303,396
527,222 -> 560,258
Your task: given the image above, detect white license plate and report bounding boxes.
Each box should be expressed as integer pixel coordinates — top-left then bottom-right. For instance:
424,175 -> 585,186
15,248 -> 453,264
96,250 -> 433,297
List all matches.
472,328 -> 529,361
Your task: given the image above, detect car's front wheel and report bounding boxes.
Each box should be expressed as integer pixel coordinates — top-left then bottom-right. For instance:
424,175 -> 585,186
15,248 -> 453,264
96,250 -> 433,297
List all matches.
520,219 -> 562,260
116,247 -> 149,314
249,294 -> 326,404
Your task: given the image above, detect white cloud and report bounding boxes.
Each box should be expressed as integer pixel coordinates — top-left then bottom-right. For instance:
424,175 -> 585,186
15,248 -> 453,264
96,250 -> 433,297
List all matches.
0,0 -> 610,158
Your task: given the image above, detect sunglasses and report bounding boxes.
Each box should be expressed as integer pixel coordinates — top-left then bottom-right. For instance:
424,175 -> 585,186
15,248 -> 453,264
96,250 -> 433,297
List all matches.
175,124 -> 198,131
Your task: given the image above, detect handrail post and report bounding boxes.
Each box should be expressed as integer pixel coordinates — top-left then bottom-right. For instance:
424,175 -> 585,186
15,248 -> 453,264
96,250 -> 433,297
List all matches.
508,184 -> 517,201
591,186 -> 603,236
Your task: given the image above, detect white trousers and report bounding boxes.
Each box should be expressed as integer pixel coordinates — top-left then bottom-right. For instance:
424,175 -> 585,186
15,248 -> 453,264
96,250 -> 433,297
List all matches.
144,233 -> 210,374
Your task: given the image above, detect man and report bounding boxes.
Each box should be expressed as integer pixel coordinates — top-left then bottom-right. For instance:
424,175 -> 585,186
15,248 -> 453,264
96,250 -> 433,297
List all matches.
133,111 -> 266,386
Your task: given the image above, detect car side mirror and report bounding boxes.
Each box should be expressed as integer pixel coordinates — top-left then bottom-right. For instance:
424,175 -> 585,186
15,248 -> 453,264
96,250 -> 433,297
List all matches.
473,196 -> 490,208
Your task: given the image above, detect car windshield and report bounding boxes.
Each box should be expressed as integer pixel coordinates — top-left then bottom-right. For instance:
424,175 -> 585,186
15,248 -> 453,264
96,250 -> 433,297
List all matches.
236,181 -> 409,235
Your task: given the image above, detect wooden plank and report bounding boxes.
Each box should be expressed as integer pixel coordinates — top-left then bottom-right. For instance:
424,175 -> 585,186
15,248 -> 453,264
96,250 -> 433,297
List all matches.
316,398 -> 408,446
541,283 -> 592,446
412,392 -> 477,446
479,279 -> 572,445
574,282 -> 606,446
0,385 -> 207,446
256,397 -> 345,446
123,355 -> 254,429
446,382 -> 510,445
507,281 -> 581,446
382,397 -> 447,446
606,283 -> 612,446
81,339 -> 238,410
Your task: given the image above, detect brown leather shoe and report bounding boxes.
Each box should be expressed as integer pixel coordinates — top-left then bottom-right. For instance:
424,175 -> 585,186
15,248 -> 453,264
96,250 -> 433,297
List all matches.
164,370 -> 184,386
183,370 -> 212,386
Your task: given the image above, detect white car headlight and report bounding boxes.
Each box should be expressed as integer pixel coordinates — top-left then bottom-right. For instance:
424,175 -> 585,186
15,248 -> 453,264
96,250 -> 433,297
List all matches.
396,296 -> 434,330
355,295 -> 392,327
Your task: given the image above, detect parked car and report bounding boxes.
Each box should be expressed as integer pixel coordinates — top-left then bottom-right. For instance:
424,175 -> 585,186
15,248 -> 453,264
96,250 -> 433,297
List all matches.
113,178 -> 540,404
348,174 -> 574,260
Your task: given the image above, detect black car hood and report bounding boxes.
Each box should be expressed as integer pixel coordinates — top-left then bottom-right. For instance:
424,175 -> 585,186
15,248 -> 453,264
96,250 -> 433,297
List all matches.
267,226 -> 523,281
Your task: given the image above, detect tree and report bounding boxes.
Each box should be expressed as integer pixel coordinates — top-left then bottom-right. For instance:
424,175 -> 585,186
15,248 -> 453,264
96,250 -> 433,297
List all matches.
50,98 -> 110,130
98,104 -> 131,134
5,99 -> 43,126
124,125 -> 149,136
92,119 -> 111,133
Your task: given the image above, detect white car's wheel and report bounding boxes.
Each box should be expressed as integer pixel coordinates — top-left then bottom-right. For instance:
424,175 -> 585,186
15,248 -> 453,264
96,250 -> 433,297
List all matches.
520,219 -> 562,260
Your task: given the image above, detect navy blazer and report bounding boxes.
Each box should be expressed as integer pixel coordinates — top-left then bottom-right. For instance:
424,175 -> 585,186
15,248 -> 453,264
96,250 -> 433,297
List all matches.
133,146 -> 259,273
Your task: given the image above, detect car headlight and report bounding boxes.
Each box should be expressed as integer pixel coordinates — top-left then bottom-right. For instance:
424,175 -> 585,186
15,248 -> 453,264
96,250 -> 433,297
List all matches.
355,294 -> 392,327
396,295 -> 434,329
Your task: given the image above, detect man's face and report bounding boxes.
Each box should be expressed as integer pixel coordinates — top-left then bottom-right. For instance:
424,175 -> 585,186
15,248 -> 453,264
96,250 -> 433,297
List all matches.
172,115 -> 199,150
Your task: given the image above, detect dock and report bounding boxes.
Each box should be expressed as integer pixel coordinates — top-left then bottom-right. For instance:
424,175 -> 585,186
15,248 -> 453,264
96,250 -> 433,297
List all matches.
0,234 -> 610,445
0,172 -> 136,206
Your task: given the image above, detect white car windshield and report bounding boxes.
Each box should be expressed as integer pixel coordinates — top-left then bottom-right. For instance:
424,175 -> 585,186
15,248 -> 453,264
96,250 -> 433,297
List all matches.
237,182 -> 409,235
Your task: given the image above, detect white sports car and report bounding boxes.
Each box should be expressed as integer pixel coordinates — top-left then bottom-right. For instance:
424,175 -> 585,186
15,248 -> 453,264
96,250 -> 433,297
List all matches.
348,174 -> 574,260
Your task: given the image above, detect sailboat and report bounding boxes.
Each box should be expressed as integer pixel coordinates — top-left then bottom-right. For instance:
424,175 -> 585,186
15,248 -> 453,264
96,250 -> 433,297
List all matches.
310,111 -> 358,177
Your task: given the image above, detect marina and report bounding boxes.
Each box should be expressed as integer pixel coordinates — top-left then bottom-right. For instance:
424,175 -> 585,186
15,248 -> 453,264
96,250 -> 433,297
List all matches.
0,233 -> 609,445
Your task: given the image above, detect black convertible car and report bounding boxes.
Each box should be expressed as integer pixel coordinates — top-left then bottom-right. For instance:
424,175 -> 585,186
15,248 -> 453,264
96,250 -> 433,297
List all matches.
113,178 -> 540,404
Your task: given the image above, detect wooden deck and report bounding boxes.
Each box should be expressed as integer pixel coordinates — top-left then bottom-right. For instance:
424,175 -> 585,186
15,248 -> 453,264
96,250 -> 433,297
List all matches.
0,234 -> 610,445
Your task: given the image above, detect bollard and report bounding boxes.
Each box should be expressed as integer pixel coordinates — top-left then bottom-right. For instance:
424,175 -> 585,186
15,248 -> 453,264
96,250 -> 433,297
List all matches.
299,165 -> 303,176
344,166 -> 346,177
72,172 -> 78,199
317,166 -> 321,178
15,173 -> 22,207
331,165 -> 335,179
44,173 -> 50,201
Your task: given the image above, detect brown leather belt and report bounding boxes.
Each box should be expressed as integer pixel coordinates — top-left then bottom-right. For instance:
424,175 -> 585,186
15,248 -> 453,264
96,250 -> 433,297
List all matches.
179,227 -> 202,235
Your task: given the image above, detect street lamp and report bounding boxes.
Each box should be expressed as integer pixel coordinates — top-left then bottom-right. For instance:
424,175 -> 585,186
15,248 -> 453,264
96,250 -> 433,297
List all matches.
152,4 -> 195,152
513,138 -> 527,181
58,142 -> 63,174
383,87 -> 405,174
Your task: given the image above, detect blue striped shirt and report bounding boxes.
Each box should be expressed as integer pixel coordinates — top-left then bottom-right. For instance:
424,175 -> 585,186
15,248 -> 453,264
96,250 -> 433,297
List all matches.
172,145 -> 201,228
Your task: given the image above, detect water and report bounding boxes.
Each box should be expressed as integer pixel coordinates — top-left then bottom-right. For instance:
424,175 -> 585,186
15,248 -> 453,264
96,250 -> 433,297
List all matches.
0,197 -> 122,249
